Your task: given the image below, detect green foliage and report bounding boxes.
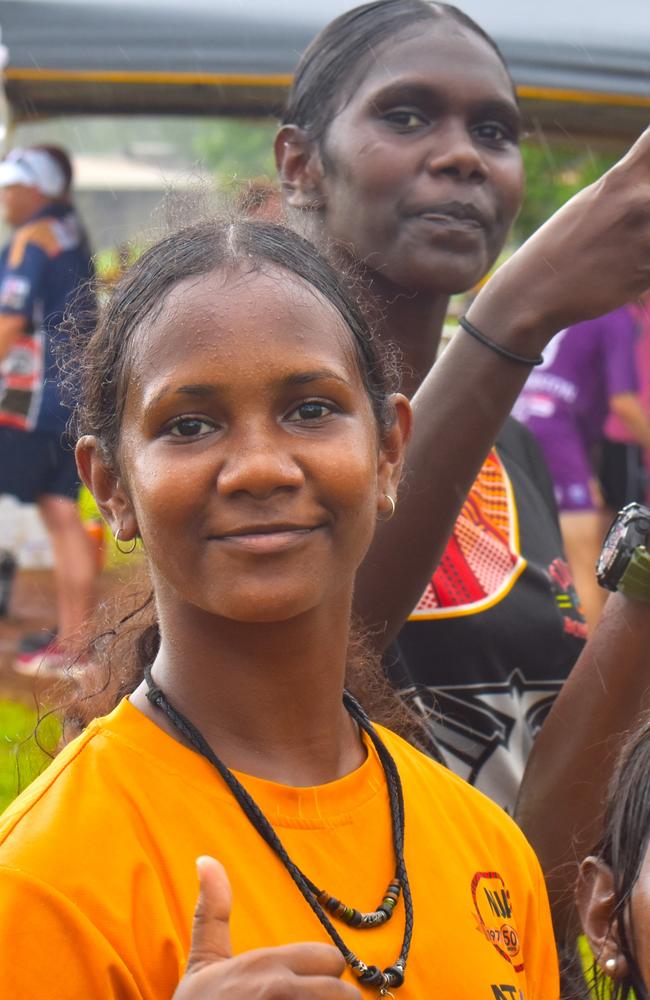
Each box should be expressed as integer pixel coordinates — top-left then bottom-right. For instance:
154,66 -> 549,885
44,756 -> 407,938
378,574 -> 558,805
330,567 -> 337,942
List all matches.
514,140 -> 619,243
0,701 -> 60,813
192,118 -> 278,184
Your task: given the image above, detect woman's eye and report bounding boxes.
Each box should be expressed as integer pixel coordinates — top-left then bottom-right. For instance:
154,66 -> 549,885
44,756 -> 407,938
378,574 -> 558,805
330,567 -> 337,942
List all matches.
474,121 -> 517,146
167,417 -> 214,438
287,401 -> 334,422
383,108 -> 428,130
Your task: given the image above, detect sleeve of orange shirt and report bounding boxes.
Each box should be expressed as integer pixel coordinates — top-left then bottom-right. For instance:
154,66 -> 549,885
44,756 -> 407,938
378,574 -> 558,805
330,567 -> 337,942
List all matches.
0,865 -> 143,999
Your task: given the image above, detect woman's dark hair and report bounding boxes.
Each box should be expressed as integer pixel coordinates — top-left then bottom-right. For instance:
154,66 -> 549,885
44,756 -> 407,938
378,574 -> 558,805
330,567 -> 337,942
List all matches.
565,717 -> 650,999
59,216 -> 431,747
282,0 -> 513,144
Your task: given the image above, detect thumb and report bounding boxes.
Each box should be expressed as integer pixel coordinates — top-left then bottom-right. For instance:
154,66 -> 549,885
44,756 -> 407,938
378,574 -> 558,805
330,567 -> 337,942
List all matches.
186,856 -> 233,971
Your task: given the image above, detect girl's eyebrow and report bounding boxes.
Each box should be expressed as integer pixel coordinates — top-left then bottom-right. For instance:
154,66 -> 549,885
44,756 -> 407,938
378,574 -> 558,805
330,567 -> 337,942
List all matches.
147,384 -> 218,407
145,371 -> 351,409
284,370 -> 350,387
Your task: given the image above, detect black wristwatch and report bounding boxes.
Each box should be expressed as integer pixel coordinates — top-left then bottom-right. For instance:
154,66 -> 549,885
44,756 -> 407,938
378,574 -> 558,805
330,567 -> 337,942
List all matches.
597,502 -> 650,600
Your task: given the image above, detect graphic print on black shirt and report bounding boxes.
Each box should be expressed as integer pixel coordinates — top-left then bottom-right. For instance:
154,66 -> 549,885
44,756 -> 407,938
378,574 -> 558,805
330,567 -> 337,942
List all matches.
389,418 -> 586,813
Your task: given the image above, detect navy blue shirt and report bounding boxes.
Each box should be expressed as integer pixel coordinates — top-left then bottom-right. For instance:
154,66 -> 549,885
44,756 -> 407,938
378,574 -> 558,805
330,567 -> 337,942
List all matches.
0,202 -> 94,432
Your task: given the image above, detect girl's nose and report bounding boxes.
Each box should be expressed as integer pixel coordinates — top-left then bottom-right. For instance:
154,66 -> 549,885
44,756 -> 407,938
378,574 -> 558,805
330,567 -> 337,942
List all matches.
216,429 -> 305,499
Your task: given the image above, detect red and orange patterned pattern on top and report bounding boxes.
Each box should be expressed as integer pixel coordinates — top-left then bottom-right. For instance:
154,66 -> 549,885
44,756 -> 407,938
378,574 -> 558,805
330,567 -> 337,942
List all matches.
413,450 -> 525,617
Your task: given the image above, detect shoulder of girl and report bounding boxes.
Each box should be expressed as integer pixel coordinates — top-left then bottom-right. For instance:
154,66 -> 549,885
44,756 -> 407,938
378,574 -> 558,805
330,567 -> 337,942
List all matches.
0,714 -> 108,848
377,723 -> 534,848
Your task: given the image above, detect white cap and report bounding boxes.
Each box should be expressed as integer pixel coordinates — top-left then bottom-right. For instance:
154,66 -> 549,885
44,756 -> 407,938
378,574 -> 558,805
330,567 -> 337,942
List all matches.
0,148 -> 67,198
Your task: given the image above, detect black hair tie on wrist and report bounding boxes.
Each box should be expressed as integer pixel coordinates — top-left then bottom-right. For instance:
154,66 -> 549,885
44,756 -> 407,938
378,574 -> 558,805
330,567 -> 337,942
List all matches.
459,315 -> 544,367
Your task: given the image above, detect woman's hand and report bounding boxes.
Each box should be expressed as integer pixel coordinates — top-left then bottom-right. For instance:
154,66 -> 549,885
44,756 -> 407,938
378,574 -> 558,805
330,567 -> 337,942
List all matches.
468,125 -> 650,350
173,857 -> 362,999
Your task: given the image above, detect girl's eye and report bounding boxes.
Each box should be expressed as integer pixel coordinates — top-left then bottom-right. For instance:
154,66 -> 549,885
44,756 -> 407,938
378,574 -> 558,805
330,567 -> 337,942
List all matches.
167,417 -> 214,438
287,401 -> 334,422
382,108 -> 428,130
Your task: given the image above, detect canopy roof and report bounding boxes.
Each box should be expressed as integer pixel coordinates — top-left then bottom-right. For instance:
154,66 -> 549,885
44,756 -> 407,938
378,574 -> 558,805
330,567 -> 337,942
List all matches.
2,0 -> 649,139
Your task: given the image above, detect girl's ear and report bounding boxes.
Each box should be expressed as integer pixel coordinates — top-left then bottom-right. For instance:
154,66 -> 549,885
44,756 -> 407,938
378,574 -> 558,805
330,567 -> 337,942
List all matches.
376,393 -> 412,509
75,435 -> 138,542
576,857 -> 630,980
274,125 -> 326,210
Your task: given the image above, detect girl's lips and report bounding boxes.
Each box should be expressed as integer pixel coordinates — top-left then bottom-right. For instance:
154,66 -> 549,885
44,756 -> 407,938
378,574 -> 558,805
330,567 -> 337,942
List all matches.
212,527 -> 319,554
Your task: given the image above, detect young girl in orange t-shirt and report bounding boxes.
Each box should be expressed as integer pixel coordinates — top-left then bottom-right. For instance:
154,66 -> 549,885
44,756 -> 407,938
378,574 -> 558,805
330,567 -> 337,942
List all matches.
0,217 -> 560,999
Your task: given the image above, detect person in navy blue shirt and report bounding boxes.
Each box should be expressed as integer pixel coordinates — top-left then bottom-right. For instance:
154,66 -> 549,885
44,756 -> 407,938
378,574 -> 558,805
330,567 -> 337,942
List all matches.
0,145 -> 97,674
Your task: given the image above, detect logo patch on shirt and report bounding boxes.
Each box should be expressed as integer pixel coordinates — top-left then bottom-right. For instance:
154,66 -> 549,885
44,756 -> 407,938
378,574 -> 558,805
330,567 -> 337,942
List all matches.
472,871 -> 524,973
0,274 -> 30,310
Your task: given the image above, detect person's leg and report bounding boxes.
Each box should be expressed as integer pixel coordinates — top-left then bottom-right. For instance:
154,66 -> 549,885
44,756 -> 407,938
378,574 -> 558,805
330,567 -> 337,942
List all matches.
598,438 -> 646,514
0,428 -> 48,623
524,415 -> 607,632
36,433 -> 98,647
559,507 -> 608,633
37,493 -> 97,645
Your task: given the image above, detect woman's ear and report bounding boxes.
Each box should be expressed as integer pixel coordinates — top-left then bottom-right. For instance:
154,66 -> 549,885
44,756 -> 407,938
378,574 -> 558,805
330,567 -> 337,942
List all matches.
274,125 -> 326,210
75,435 -> 138,542
576,857 -> 630,980
376,393 -> 412,510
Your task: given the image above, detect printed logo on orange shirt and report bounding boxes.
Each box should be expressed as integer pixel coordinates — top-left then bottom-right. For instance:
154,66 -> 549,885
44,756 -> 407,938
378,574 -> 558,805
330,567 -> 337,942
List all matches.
490,986 -> 525,1000
471,871 -> 524,973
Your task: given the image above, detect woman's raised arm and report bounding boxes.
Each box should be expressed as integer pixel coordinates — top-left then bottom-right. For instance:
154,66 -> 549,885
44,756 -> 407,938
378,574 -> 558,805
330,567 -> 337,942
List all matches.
355,127 -> 650,645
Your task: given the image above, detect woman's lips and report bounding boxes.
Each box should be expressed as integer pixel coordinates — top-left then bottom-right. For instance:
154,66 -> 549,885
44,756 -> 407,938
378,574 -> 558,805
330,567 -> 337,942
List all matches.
406,200 -> 489,231
416,212 -> 483,230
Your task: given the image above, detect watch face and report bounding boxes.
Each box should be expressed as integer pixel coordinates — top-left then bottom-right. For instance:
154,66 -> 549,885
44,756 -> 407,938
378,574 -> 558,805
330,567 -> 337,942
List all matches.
597,503 -> 650,590
597,518 -> 627,584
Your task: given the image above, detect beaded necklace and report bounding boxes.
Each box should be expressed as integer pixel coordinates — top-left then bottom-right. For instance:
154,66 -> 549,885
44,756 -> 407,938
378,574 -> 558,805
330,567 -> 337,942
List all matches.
144,665 -> 413,995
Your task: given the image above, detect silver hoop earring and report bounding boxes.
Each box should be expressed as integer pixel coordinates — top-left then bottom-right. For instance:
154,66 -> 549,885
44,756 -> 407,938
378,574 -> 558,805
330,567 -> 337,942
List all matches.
114,527 -> 138,555
378,494 -> 396,522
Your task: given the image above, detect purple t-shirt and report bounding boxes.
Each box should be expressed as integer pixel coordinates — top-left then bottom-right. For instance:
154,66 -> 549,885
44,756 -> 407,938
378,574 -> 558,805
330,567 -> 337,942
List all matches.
513,306 -> 639,448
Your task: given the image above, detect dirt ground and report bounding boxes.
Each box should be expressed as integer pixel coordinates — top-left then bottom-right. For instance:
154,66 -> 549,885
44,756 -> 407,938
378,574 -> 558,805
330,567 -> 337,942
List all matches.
0,565 -> 146,703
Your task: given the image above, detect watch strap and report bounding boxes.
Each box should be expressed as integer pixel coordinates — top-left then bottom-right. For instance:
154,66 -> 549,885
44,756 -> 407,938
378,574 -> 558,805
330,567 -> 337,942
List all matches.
618,546 -> 650,601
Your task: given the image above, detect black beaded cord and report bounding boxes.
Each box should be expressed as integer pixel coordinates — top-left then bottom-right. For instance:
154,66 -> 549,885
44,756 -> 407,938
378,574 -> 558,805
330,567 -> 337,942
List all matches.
144,666 -> 413,993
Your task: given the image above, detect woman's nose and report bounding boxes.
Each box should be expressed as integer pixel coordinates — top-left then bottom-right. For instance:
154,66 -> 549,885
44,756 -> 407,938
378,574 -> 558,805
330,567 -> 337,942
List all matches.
216,427 -> 305,499
424,120 -> 487,183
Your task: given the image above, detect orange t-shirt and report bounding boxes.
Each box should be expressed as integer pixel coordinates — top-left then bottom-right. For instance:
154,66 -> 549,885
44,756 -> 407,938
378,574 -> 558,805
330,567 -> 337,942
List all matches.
0,699 -> 558,999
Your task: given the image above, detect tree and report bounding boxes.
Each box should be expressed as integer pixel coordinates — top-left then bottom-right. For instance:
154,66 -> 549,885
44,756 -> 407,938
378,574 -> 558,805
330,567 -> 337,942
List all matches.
192,118 -> 277,184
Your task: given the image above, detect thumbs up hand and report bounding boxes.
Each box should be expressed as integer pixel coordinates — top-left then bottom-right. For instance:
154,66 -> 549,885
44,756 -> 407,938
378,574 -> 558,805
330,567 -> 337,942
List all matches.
183,856 -> 234,972
172,857 -> 363,999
